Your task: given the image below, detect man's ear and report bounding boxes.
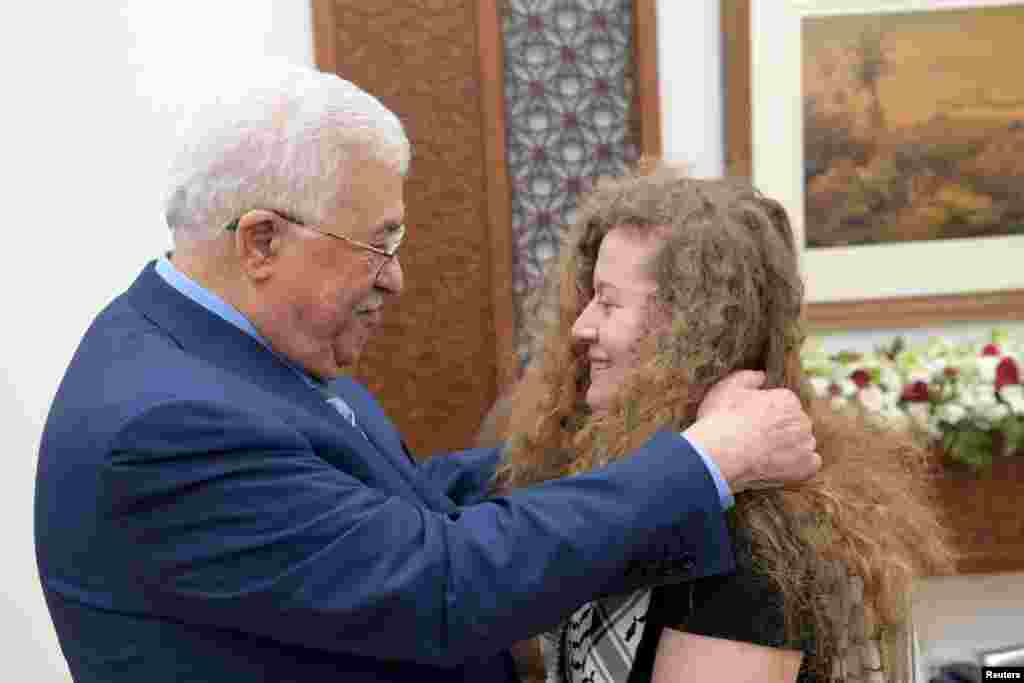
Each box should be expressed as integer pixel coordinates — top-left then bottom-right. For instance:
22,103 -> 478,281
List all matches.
233,210 -> 284,281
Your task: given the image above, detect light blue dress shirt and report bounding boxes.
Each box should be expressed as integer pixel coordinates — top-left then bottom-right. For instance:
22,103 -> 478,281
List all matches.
154,256 -> 733,509
681,433 -> 733,509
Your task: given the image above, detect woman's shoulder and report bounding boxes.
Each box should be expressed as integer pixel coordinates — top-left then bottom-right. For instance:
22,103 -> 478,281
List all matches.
654,523 -> 813,645
630,530 -> 823,682
653,552 -> 790,649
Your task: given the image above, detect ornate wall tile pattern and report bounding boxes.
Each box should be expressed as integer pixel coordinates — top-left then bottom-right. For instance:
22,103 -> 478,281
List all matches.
501,0 -> 639,349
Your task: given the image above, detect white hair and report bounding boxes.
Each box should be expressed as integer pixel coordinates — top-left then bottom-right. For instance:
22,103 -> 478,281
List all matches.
164,59 -> 410,243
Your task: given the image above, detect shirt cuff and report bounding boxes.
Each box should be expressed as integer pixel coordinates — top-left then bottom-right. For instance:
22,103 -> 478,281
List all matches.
679,432 -> 734,510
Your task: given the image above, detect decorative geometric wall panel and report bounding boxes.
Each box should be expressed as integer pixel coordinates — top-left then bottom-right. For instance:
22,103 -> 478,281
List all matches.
501,0 -> 643,357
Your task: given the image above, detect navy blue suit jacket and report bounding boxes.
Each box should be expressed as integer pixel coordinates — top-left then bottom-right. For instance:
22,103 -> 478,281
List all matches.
35,262 -> 733,682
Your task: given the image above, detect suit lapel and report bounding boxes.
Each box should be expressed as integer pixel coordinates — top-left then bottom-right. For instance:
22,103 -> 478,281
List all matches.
329,378 -> 407,458
330,377 -> 459,514
124,262 -> 431,502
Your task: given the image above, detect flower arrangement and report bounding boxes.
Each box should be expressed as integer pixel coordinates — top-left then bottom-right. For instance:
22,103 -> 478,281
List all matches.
802,330 -> 1024,469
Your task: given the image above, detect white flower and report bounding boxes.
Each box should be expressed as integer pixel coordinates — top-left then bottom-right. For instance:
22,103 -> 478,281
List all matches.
809,376 -> 831,398
858,386 -> 885,413
981,401 -> 1010,422
926,355 -> 949,374
1000,385 -> 1024,414
938,403 -> 967,425
837,379 -> 858,398
976,356 -> 1001,383
906,403 -> 931,430
880,366 -> 902,391
880,387 -> 901,409
800,331 -> 1023,462
959,383 -> 998,411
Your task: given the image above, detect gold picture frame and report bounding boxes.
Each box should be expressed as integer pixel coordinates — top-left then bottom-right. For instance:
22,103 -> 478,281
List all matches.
723,0 -> 1024,330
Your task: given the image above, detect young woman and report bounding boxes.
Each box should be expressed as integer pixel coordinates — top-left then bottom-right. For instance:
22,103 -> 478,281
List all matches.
490,165 -> 954,683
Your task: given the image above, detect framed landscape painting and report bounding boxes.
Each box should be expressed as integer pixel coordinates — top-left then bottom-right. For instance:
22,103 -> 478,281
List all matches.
725,0 -> 1024,328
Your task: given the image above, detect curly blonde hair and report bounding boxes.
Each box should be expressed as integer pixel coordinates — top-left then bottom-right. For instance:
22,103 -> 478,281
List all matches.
490,163 -> 954,680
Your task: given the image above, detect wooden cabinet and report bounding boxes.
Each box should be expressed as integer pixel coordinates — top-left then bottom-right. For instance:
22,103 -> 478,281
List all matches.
932,459 -> 1024,574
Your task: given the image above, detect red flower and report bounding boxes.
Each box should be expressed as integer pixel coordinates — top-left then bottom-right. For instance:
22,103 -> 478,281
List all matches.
849,369 -> 870,388
901,380 -> 930,402
995,356 -> 1021,391
982,343 -> 1001,356
829,383 -> 842,397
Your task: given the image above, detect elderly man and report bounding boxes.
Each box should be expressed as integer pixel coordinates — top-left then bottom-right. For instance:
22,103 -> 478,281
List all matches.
35,63 -> 819,682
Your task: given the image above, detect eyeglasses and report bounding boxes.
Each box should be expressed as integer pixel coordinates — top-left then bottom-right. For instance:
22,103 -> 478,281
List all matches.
225,211 -> 405,279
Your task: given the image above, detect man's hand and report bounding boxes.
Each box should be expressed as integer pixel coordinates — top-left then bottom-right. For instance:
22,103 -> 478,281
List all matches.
684,371 -> 820,493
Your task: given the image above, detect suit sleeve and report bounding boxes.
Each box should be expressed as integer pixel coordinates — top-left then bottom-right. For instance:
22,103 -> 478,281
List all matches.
102,399 -> 734,668
417,447 -> 503,506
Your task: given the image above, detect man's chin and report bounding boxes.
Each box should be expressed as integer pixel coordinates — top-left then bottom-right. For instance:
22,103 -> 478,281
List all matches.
328,343 -> 365,375
299,350 -> 358,382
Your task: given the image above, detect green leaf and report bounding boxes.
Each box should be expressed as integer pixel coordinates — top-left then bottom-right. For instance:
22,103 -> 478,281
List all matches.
948,429 -> 995,469
941,430 -> 958,453
1001,416 -> 1024,454
895,350 -> 921,370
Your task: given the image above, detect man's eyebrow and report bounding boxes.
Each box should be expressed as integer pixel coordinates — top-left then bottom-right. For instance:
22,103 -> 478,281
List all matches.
593,280 -> 619,295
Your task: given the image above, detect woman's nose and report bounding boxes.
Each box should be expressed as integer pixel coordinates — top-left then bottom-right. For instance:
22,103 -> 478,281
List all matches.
571,304 -> 597,343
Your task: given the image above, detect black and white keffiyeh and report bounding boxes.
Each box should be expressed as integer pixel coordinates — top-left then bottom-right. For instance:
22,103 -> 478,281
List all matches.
544,589 -> 652,683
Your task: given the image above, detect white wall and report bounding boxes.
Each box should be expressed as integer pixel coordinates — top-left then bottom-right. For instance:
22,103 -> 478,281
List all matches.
657,0 -> 726,178
0,2 -> 313,679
